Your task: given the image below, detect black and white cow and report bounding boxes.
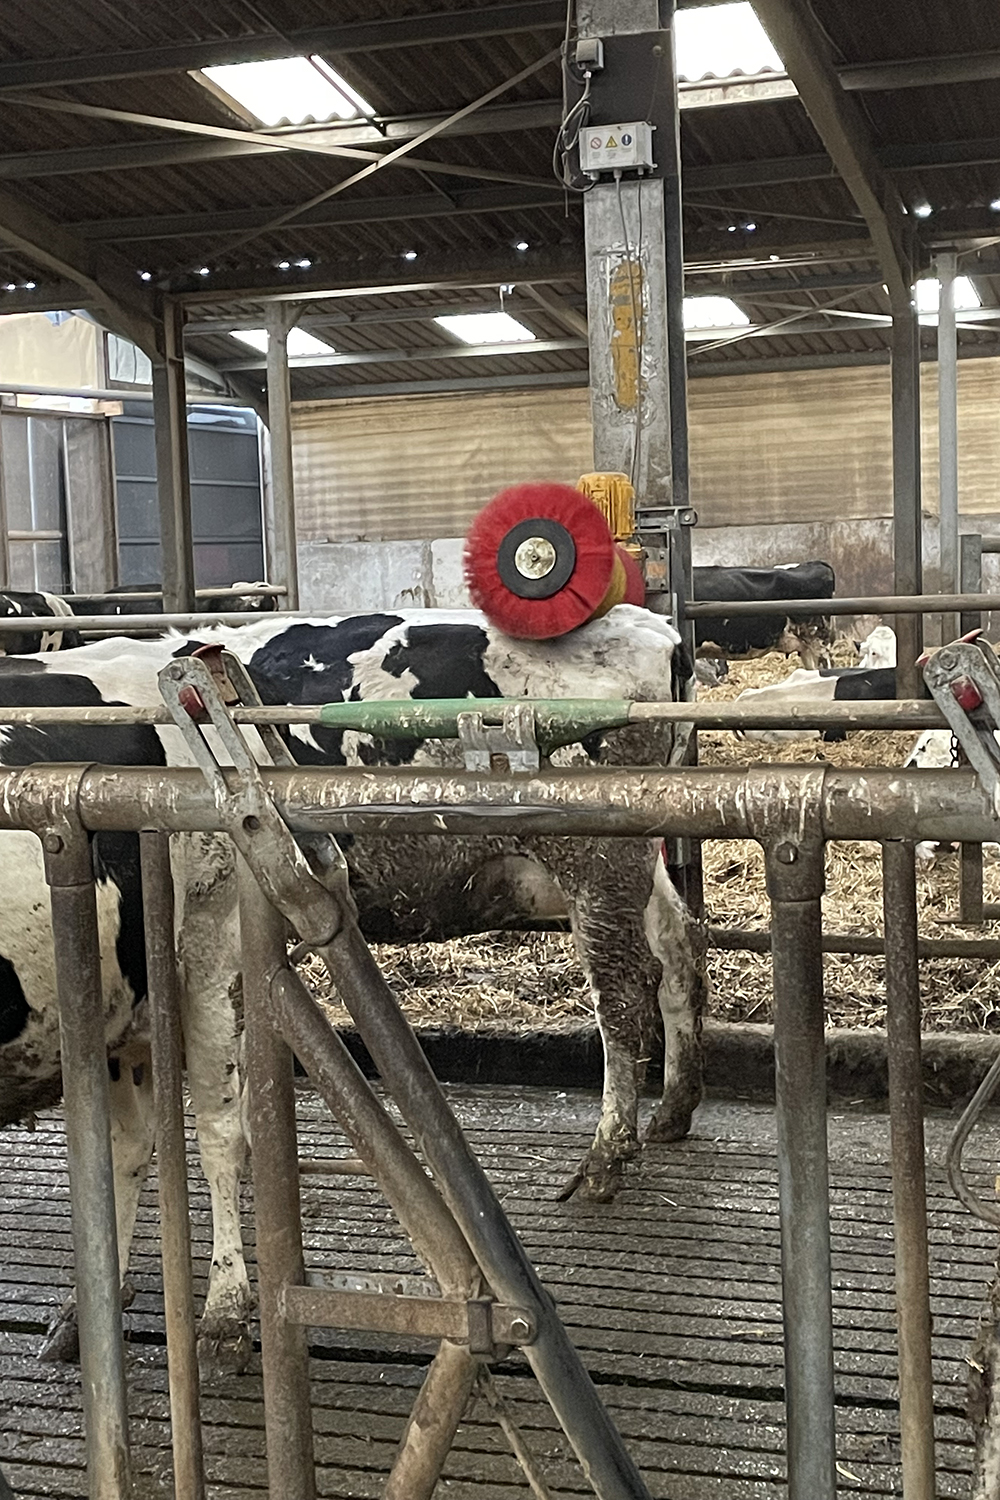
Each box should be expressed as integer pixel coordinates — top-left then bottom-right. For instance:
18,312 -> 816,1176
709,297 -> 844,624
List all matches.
0,590 -> 80,654
692,561 -> 836,669
0,605 -> 704,1374
733,664 -> 896,742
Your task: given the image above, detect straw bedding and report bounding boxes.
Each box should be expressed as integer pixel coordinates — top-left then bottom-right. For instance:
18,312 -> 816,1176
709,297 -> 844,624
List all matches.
306,646 -> 1000,1037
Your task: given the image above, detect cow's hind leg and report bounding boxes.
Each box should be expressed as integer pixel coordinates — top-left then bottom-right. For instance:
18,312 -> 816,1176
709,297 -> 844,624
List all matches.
40,1046 -> 155,1362
539,839 -> 663,1202
174,834 -> 252,1380
644,857 -> 707,1142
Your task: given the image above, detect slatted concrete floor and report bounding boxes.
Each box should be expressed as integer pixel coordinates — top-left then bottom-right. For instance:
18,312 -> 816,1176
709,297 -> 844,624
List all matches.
0,1084 -> 998,1498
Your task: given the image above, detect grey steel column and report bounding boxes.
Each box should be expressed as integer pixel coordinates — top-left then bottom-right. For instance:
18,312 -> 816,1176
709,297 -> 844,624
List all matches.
152,300 -> 196,614
936,251 -> 959,645
882,840 -> 936,1500
891,296 -> 923,697
266,307 -> 300,611
579,0 -> 672,507
43,827 -> 132,1500
140,832 -> 205,1500
765,836 -> 837,1500
239,863 -> 315,1500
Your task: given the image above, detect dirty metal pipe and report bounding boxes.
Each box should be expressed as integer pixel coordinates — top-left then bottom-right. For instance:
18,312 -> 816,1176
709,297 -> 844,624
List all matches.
140,832 -> 205,1500
238,863 -> 316,1500
765,836 -> 837,1500
882,840 -> 936,1500
684,591 -> 1000,617
708,924 -> 1000,960
315,918 -> 653,1500
0,700 -> 957,731
44,834 -> 132,1500
384,1342 -> 481,1500
12,763 -> 1000,848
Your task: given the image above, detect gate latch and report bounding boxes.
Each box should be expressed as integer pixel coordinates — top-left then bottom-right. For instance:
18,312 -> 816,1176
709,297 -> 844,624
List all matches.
922,633 -> 1000,815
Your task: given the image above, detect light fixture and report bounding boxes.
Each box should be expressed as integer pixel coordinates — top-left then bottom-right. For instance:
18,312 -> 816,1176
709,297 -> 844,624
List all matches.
683,295 -> 751,333
23,282 -> 35,290
991,198 -> 1000,212
769,254 -> 780,261
229,326 -> 338,357
434,312 -> 536,345
402,250 -> 418,262
744,221 -> 757,232
913,203 -> 932,219
276,260 -> 291,270
295,258 -> 312,269
198,266 -> 210,276
914,275 -> 981,322
199,57 -> 375,127
3,284 -> 15,292
514,239 -> 530,252
727,224 -> 737,233
138,270 -> 152,281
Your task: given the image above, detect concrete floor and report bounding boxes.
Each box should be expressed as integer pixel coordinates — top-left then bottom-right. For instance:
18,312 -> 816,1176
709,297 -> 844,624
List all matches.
0,1083 -> 996,1498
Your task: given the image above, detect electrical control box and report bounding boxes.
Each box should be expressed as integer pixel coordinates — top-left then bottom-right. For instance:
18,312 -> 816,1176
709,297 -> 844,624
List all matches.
579,121 -> 655,176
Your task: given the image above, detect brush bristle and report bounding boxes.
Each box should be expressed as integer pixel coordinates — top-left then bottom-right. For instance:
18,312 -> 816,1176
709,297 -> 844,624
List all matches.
464,482 -> 616,639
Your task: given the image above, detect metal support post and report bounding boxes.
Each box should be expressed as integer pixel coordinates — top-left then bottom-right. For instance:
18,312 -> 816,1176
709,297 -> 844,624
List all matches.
961,532 -> 983,638
764,832 -> 837,1500
238,862 -> 316,1500
881,840 -> 936,1500
891,296 -> 923,697
578,0 -> 673,507
266,306 -> 300,611
152,300 -> 196,614
936,251 -> 959,645
140,832 -> 205,1500
41,820 -> 132,1500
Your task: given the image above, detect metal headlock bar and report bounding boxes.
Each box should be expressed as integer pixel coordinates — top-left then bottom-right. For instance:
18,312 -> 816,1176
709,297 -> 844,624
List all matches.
21,648 -> 1000,1500
155,646 -> 654,1500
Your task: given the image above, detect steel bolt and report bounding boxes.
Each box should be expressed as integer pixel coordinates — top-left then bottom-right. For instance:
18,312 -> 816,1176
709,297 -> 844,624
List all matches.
775,841 -> 798,864
508,1316 -> 532,1343
42,833 -> 63,854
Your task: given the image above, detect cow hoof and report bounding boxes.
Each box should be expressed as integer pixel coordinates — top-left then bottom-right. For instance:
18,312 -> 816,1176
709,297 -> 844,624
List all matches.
38,1280 -> 135,1364
645,1107 -> 695,1143
557,1154 -> 625,1204
197,1317 -> 252,1381
38,1297 -> 79,1364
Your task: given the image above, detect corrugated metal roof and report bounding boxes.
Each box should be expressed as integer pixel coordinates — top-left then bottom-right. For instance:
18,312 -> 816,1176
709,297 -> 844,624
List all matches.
0,0 -> 998,392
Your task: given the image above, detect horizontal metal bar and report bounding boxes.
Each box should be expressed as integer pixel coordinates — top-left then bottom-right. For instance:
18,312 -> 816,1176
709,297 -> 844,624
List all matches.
708,925 -> 1000,960
0,610 -> 303,631
7,763 -> 996,846
281,1285 -> 533,1345
297,1158 -> 367,1176
60,586 -> 285,601
686,591 -> 1000,618
221,336 -> 585,372
7,530 -> 63,541
0,699 -> 954,730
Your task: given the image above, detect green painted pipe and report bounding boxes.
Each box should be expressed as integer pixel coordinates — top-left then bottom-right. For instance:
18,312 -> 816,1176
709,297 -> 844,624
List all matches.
317,697 -> 633,751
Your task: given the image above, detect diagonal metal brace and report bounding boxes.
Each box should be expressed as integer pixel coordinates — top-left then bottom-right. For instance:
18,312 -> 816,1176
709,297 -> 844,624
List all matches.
158,649 -> 345,945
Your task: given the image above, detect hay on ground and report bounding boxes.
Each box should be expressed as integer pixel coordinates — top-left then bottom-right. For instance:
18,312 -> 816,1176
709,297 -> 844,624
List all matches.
304,647 -> 1000,1038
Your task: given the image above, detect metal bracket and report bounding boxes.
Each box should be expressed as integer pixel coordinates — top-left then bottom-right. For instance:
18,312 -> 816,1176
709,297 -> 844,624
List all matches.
923,638 -> 1000,818
456,703 -> 540,774
281,1281 -> 536,1351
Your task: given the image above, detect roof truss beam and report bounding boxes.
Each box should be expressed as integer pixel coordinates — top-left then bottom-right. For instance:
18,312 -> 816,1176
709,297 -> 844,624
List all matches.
752,0 -> 913,306
70,184 -> 569,245
221,336 -> 587,371
0,2 -> 566,93
0,101 -> 562,182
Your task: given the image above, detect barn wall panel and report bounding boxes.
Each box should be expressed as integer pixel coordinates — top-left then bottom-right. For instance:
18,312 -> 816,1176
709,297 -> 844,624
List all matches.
291,388 -> 594,542
291,357 -> 1000,541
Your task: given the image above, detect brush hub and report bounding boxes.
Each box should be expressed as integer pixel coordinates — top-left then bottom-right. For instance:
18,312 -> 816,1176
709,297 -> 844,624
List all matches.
496,518 -> 576,599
